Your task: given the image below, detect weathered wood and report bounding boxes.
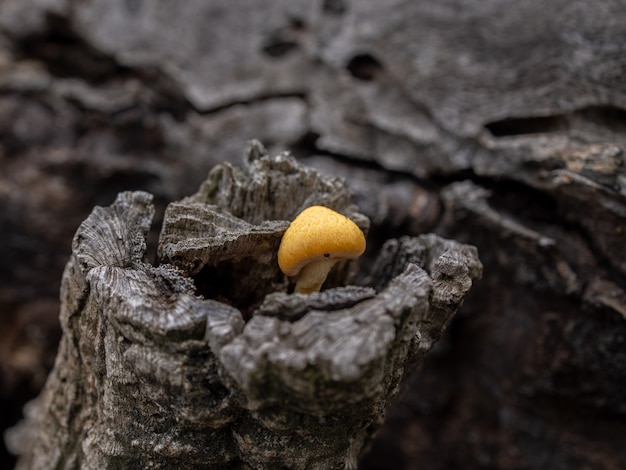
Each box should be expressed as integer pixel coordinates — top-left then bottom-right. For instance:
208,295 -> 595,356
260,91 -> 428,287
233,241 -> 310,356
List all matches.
8,145 -> 481,469
1,1 -> 625,468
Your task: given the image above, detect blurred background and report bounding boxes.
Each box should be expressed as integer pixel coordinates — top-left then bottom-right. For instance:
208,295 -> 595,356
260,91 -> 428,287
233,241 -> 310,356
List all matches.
1,0 -> 625,468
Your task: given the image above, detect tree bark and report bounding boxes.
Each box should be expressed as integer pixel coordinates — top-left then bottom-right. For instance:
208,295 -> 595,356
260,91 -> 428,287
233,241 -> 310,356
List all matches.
7,144 -> 481,469
1,1 -> 625,469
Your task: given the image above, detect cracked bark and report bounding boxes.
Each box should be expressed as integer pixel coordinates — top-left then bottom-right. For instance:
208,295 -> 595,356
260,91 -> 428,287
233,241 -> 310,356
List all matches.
7,144 -> 481,469
1,1 -> 625,469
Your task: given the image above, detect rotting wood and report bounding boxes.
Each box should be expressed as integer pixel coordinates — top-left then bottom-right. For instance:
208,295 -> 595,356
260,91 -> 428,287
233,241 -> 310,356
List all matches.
7,141 -> 481,469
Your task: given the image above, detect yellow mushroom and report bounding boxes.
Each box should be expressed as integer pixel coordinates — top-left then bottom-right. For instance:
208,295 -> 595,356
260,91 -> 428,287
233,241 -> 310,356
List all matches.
277,206 -> 366,294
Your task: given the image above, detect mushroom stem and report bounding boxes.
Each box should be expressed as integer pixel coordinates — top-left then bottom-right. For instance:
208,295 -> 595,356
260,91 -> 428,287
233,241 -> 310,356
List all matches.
294,259 -> 338,294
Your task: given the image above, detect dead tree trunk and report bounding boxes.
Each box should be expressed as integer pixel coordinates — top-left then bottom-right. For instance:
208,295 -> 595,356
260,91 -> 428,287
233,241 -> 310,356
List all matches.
1,1 -> 625,469
8,143 -> 481,469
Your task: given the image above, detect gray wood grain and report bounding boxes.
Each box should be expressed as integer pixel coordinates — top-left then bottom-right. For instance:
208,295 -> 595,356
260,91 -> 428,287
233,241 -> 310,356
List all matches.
10,145 -> 481,469
1,1 -> 624,468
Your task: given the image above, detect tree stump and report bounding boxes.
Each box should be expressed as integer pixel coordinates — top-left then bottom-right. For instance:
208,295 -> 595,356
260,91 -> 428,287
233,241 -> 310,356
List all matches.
8,142 -> 481,469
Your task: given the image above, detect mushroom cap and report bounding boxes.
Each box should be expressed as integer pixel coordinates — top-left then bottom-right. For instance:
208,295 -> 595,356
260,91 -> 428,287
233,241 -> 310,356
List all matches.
278,206 -> 366,277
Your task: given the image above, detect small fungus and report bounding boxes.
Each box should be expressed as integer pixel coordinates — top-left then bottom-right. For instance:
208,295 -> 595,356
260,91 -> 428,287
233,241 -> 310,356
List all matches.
277,206 -> 366,294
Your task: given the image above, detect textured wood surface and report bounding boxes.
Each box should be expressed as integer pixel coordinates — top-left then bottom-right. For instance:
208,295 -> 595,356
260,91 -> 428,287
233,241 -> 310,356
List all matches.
8,145 -> 481,469
1,1 -> 624,468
